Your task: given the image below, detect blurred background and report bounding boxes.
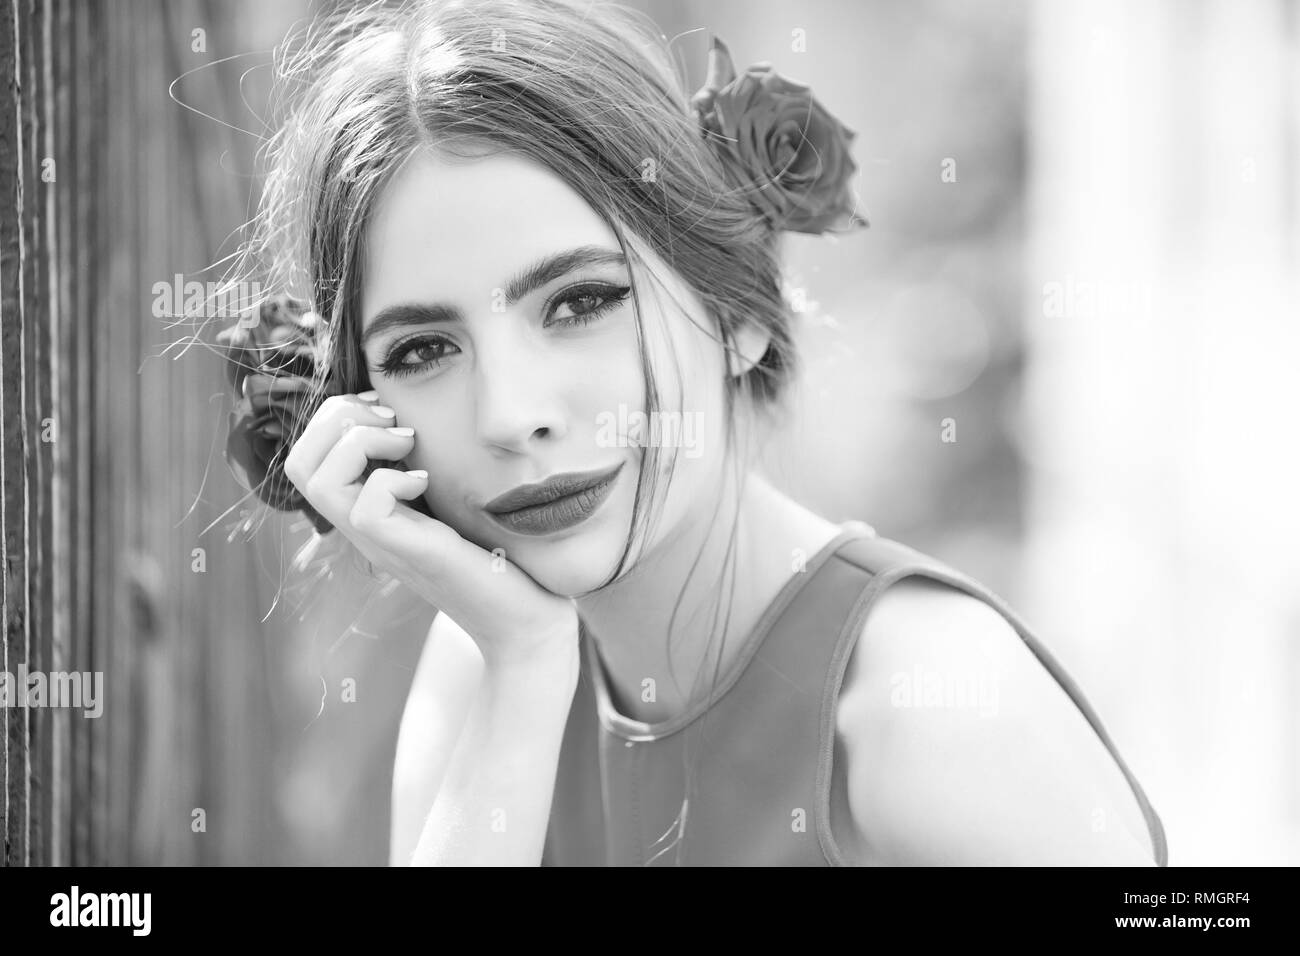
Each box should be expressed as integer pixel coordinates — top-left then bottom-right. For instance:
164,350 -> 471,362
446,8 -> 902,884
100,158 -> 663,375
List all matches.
1,0 -> 1296,866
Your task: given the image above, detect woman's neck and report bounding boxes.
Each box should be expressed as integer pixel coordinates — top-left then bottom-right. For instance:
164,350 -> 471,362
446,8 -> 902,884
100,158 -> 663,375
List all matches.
573,469 -> 844,725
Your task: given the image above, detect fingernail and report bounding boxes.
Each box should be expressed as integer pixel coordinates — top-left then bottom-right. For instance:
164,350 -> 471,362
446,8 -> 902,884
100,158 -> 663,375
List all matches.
357,390 -> 379,401
406,469 -> 428,479
386,426 -> 415,437
371,405 -> 396,419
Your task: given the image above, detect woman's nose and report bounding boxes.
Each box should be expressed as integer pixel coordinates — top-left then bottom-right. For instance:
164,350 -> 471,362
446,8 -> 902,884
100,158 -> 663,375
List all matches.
472,334 -> 568,454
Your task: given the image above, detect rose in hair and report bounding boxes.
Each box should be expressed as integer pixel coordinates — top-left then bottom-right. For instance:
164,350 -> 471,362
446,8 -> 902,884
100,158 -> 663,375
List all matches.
691,37 -> 869,236
218,294 -> 322,394
217,294 -> 338,534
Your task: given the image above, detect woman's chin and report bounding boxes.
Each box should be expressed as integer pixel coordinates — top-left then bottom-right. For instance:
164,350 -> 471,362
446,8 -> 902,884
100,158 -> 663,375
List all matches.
443,495 -> 630,597
525,572 -> 596,599
508,542 -> 619,598
484,521 -> 623,597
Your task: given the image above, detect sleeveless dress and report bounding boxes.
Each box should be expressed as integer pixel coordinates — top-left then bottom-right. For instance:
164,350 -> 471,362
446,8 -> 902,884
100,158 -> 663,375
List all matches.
541,521 -> 1169,866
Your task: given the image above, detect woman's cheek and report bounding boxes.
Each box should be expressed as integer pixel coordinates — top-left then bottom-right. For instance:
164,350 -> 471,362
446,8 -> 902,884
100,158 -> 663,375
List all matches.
409,432 -> 459,495
577,341 -> 647,444
381,402 -> 457,509
420,468 -> 476,534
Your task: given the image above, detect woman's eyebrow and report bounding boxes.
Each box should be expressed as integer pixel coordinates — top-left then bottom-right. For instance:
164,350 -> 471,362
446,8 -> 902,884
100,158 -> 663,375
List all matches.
361,245 -> 627,349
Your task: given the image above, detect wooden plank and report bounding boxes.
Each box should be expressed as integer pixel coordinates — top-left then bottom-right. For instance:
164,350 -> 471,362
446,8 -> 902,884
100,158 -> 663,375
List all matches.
86,0 -> 109,867
21,0 -> 55,869
0,0 -> 32,870
47,0 -> 71,869
68,0 -> 96,867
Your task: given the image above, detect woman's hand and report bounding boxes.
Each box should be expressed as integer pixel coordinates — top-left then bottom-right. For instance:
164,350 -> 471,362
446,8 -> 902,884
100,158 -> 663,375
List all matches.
287,390 -> 580,866
282,389 -> 578,667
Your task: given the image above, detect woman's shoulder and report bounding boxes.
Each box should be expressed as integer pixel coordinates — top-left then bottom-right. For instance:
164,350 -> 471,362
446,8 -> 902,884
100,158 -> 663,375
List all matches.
828,541 -> 1161,865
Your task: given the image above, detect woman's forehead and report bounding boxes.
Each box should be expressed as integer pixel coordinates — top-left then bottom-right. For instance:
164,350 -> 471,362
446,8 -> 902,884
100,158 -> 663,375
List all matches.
362,149 -> 618,318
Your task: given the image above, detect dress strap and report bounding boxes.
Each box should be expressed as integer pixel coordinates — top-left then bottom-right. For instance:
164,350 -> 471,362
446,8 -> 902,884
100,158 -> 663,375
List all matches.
820,534 -> 1170,867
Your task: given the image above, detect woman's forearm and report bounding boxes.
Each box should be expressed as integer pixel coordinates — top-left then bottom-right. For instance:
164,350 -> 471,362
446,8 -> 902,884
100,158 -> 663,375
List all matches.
410,637 -> 580,866
389,615 -> 485,866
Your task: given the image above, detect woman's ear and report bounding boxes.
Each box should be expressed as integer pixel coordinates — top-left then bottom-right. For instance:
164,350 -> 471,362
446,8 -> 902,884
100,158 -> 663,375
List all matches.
727,319 -> 772,378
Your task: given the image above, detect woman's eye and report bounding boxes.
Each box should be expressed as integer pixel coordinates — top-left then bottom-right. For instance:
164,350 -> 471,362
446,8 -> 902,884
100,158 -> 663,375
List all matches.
375,336 -> 458,378
545,284 -> 631,328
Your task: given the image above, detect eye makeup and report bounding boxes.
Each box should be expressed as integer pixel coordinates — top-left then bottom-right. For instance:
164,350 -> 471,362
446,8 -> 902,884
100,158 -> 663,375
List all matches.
370,281 -> 631,379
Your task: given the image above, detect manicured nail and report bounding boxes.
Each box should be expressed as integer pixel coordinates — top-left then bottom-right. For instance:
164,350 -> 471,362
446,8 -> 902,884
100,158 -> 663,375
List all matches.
406,470 -> 428,479
371,405 -> 396,419
356,390 -> 379,401
386,426 -> 415,437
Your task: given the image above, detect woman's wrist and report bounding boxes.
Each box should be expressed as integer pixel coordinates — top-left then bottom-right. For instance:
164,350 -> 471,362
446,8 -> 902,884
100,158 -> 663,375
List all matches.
477,616 -> 581,683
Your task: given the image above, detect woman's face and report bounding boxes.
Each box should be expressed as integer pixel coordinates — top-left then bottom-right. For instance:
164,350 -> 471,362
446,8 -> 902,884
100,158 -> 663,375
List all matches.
358,148 -> 731,597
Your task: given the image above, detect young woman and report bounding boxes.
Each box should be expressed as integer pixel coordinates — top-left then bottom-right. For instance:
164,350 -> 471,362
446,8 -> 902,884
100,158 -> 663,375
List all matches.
217,0 -> 1167,866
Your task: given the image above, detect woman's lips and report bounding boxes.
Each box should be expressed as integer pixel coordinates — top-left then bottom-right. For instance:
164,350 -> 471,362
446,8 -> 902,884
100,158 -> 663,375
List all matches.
484,462 -> 624,536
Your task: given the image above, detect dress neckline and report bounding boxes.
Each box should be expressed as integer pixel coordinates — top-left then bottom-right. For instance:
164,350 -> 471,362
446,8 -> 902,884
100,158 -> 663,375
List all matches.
581,520 -> 877,742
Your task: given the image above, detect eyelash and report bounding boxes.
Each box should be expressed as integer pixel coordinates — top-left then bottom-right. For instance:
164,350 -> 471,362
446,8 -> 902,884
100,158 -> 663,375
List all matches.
372,282 -> 632,379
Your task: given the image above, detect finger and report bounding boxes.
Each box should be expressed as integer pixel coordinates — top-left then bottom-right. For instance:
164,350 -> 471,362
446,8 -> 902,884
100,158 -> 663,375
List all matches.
344,471 -> 438,583
347,474 -> 565,643
351,476 -> 496,600
350,468 -> 431,530
303,425 -> 417,523
283,393 -> 397,487
348,469 -> 470,578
